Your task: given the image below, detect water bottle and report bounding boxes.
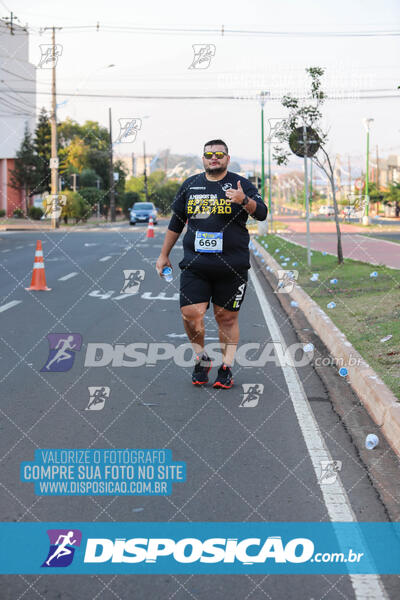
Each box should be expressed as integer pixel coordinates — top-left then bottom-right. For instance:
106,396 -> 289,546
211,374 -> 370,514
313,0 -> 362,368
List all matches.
365,434 -> 379,450
162,266 -> 173,282
327,302 -> 336,309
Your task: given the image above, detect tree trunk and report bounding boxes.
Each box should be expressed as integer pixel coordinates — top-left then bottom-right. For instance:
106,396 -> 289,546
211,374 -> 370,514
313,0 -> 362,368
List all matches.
330,176 -> 343,264
24,185 -> 29,216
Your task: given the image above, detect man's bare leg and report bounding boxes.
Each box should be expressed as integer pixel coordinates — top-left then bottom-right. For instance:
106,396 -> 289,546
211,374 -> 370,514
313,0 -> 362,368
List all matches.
213,304 -> 240,366
181,302 -> 209,357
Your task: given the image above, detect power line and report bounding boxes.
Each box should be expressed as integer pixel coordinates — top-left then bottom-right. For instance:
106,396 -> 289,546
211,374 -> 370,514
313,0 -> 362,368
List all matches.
6,87 -> 399,100
19,23 -> 400,38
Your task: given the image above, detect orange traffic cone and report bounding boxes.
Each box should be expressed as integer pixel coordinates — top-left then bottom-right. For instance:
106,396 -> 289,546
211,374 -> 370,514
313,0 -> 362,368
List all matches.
25,240 -> 51,291
146,216 -> 155,239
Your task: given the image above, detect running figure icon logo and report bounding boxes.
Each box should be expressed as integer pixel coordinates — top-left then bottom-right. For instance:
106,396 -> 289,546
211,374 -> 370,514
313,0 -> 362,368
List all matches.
115,118 -> 142,144
188,44 -> 216,69
41,529 -> 82,568
41,334 -> 82,372
86,386 -> 110,411
239,384 -> 264,407
319,460 -> 342,485
120,269 -> 145,294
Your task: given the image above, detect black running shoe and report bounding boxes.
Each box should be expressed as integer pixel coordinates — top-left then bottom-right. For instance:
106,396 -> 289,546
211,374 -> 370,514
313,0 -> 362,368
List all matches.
192,354 -> 212,385
213,364 -> 234,389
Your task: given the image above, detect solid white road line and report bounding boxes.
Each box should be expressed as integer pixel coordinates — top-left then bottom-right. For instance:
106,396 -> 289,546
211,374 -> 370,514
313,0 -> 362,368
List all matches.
58,272 -> 78,281
99,256 -> 112,262
249,268 -> 387,600
0,300 -> 22,313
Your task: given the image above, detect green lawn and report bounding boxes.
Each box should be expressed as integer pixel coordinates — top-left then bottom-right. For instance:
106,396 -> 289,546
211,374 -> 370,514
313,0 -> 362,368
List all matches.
257,234 -> 400,400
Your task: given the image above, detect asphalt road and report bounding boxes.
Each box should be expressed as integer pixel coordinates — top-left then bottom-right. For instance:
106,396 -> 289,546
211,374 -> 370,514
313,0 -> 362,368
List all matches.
0,221 -> 399,599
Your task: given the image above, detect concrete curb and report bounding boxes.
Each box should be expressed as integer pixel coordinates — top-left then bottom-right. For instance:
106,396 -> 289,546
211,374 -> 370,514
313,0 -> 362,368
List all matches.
253,238 -> 400,457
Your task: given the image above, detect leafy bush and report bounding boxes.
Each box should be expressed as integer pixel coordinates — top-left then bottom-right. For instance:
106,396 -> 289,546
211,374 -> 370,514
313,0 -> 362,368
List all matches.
13,207 -> 24,218
28,206 -> 44,220
61,190 -> 91,223
0,209 -> 5,218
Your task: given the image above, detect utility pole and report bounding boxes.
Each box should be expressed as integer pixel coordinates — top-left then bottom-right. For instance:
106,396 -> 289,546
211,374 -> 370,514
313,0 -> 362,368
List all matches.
303,126 -> 311,267
49,27 -> 59,229
267,137 -> 273,232
109,107 -> 115,222
363,118 -> 374,225
143,141 -> 149,202
3,11 -> 18,34
376,145 -> 379,188
347,155 -> 352,194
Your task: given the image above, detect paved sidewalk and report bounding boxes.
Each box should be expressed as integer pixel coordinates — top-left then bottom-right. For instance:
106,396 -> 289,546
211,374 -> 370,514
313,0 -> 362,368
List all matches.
277,217 -> 400,269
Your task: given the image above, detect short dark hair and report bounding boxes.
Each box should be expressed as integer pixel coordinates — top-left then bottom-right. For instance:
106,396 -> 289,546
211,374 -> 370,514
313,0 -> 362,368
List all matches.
204,139 -> 228,154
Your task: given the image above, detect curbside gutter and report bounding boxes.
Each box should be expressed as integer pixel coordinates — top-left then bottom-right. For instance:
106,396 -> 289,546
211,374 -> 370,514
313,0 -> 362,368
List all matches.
253,238 -> 400,457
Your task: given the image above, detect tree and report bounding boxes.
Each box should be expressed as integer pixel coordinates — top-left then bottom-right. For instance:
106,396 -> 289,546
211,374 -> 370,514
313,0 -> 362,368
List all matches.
152,180 -> 180,214
80,168 -> 101,188
121,191 -> 141,217
61,190 -> 91,224
10,123 -> 39,214
273,67 -> 344,264
33,108 -> 51,193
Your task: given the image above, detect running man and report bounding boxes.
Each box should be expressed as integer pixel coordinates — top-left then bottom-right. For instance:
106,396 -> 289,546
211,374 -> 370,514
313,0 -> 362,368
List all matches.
45,531 -> 77,566
45,335 -> 76,371
156,139 -> 267,389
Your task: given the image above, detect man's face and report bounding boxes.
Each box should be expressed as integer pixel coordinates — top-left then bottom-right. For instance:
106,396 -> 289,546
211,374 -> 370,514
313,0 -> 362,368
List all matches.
202,144 -> 230,176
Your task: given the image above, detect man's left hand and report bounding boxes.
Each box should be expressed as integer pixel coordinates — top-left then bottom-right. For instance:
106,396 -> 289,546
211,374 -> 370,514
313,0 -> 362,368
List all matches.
225,180 -> 246,204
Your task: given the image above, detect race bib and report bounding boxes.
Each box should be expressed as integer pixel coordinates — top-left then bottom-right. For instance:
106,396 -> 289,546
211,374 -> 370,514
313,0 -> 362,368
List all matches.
194,231 -> 223,253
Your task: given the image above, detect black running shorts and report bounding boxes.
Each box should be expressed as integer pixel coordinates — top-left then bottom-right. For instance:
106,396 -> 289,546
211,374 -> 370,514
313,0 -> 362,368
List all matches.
180,267 -> 248,312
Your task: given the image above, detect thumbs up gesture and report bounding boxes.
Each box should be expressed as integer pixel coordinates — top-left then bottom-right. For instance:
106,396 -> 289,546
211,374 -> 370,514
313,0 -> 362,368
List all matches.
225,180 -> 246,204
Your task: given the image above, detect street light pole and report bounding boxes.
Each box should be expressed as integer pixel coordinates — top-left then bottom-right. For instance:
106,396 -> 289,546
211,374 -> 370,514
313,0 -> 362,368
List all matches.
109,107 -> 116,222
268,137 -> 273,232
363,118 -> 374,225
259,91 -> 270,234
303,126 -> 312,267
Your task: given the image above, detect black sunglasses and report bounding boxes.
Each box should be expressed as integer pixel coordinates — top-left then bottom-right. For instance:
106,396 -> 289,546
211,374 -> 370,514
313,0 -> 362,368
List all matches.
203,151 -> 227,159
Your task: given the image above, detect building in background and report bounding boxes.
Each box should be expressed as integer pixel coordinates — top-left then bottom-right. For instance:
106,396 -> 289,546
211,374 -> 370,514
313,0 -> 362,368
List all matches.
0,19 -> 36,216
372,155 -> 400,189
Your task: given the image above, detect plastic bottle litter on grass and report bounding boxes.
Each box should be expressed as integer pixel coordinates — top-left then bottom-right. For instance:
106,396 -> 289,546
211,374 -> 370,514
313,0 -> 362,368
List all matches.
365,434 -> 379,450
327,302 -> 336,309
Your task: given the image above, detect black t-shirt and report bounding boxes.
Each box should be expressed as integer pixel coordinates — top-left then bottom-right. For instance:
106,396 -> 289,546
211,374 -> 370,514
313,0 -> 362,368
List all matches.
168,171 -> 268,272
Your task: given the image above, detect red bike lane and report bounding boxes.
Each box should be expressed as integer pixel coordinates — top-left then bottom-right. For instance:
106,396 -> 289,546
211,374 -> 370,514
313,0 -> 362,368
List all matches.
277,218 -> 400,269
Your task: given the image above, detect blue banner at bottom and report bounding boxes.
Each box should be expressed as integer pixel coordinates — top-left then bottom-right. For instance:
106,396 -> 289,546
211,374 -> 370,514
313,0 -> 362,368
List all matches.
1,522 -> 399,574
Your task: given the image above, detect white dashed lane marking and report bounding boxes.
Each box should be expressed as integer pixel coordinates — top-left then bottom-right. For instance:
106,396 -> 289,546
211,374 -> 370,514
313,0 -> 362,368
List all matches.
58,272 -> 78,281
0,301 -> 22,313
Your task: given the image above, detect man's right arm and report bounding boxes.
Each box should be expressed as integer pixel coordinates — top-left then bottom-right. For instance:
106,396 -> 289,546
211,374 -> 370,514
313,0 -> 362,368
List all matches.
155,229 -> 181,276
156,182 -> 187,276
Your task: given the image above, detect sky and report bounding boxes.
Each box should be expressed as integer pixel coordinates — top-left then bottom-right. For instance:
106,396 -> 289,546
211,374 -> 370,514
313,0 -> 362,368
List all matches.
3,0 -> 400,171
